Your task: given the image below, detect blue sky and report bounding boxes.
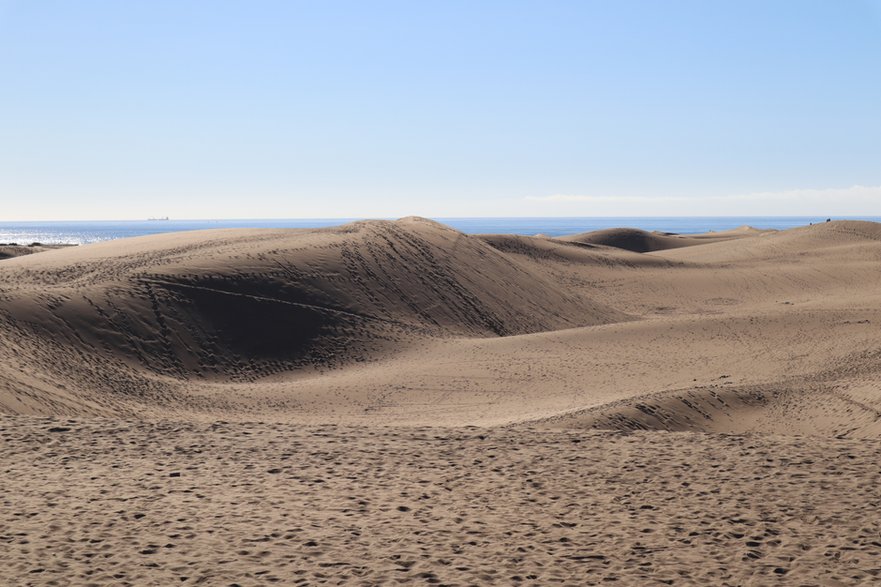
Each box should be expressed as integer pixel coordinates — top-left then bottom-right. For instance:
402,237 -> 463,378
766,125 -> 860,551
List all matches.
2,0 -> 880,219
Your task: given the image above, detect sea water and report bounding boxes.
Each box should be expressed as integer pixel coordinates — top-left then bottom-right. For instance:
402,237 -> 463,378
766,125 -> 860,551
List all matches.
0,217 -> 875,246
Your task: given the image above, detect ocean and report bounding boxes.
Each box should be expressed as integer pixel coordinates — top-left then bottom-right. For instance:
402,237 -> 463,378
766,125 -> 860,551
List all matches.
0,217 -> 875,246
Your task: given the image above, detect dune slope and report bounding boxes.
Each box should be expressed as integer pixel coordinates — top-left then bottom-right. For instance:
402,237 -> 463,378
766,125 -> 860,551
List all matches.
0,219 -> 880,434
0,217 -> 624,416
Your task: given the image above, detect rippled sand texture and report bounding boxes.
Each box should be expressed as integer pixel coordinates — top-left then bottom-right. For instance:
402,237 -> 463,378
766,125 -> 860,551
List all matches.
3,418 -> 881,586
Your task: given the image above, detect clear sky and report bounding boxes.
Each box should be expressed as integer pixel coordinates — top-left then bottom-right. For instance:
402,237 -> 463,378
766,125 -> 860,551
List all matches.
2,0 -> 880,220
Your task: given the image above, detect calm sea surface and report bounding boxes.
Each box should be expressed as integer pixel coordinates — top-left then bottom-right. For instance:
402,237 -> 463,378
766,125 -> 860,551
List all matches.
1,217 -> 877,245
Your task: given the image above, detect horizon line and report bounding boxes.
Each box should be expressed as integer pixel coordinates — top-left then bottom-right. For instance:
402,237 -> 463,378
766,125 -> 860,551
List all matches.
1,214 -> 873,223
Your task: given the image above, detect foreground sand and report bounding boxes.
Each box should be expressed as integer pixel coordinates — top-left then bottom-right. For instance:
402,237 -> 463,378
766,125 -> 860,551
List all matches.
3,416 -> 880,586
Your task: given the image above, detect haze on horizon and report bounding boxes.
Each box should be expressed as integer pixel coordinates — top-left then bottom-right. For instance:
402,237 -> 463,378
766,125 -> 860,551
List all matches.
1,0 -> 880,221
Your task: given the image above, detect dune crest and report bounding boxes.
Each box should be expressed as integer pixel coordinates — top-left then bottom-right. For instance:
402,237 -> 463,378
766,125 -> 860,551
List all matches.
557,226 -> 765,253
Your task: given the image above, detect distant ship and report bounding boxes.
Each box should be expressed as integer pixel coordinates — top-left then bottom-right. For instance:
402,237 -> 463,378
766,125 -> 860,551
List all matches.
147,217 -> 170,221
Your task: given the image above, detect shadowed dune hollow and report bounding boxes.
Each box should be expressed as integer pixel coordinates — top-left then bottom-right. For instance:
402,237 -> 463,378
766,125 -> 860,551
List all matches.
1,217 -> 881,436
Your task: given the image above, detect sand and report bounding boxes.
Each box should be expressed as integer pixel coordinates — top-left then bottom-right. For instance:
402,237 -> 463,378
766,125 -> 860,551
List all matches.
3,418 -> 881,586
0,243 -> 74,260
2,218 -> 881,585
556,225 -> 769,252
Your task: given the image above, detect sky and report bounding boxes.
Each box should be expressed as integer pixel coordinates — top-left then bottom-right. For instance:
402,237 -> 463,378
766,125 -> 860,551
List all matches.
1,0 -> 880,220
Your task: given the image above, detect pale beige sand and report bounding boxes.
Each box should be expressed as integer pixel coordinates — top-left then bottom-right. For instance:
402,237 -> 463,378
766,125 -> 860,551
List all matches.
3,417 -> 880,586
0,243 -> 74,260
2,218 -> 881,584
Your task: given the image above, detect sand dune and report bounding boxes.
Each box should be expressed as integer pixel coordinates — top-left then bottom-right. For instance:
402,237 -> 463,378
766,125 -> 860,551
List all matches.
478,233 -> 674,267
0,243 -> 71,260
657,219 -> 881,263
557,226 -> 767,253
2,219 -> 881,427
3,218 -> 881,584
0,218 -> 624,416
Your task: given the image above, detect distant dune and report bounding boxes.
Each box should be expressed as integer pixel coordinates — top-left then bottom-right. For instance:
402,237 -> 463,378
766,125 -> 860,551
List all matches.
557,225 -> 771,252
477,233 -> 674,267
3,218 -> 881,585
0,243 -> 72,260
